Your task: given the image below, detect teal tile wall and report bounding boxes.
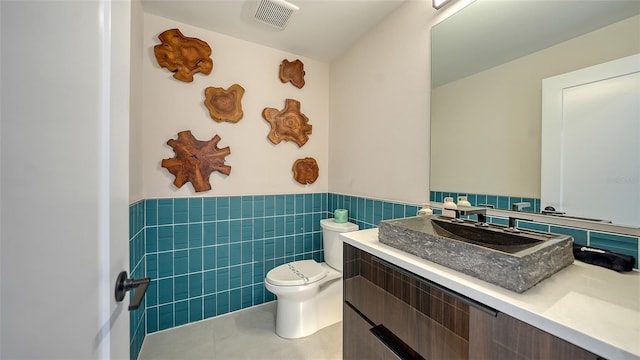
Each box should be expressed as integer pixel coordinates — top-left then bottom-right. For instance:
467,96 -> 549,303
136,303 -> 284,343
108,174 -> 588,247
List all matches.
144,193 -> 327,334
129,200 -> 146,360
518,225 -> 635,269
430,191 -> 541,213
590,232 -> 638,268
327,193 -> 420,229
550,226 -> 588,246
129,191 -> 638,357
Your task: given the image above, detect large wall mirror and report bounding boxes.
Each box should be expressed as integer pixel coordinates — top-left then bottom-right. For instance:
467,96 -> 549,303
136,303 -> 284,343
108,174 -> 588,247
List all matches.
430,0 -> 640,226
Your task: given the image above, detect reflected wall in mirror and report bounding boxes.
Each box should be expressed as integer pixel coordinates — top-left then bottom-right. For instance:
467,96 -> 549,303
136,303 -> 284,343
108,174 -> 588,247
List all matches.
430,0 -> 640,225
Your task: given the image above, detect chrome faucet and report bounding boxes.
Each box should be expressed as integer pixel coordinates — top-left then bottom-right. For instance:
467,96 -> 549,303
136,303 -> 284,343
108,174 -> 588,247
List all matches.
511,202 -> 530,212
452,206 -> 488,225
506,216 -> 533,232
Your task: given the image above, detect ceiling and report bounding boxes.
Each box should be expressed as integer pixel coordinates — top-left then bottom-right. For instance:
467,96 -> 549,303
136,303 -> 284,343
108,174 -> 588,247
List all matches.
141,0 -> 408,63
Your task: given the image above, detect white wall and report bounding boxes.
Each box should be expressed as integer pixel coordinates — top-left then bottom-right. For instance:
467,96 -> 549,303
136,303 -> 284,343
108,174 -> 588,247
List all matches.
328,0 -> 439,205
141,14 -> 330,199
130,0 -> 145,203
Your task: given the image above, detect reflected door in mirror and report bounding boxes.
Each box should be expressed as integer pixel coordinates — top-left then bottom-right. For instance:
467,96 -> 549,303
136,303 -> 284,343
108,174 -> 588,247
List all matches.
541,54 -> 640,227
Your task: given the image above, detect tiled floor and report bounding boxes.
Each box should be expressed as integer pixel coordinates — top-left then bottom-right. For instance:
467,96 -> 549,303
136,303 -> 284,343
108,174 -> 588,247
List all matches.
138,302 -> 342,360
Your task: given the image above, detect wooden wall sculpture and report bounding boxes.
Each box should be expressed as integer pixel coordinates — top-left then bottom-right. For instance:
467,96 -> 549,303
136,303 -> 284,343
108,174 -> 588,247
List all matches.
292,157 -> 319,184
204,84 -> 245,123
262,99 -> 312,147
161,130 -> 231,192
279,59 -> 305,88
154,28 -> 213,82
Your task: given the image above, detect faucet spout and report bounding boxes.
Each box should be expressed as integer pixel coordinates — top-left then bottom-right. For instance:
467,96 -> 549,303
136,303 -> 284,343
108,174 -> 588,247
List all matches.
453,206 -> 488,224
507,216 -> 533,232
511,202 -> 531,212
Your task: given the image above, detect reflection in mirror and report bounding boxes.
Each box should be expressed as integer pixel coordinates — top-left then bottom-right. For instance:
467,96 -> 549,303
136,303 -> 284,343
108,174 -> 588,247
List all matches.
430,0 -> 640,226
541,54 -> 640,227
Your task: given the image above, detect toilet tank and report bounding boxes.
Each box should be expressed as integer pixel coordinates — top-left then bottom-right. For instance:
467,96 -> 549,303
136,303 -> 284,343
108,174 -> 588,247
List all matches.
320,218 -> 359,271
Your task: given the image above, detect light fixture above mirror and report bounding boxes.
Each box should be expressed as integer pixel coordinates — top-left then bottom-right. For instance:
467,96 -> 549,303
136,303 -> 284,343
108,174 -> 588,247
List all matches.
433,0 -> 454,10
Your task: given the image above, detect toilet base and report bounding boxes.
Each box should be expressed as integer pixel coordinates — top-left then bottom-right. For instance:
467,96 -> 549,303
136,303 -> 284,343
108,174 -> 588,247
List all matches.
269,266 -> 343,339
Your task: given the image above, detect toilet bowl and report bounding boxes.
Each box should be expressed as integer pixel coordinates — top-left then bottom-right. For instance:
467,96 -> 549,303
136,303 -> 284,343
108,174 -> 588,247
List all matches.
264,218 -> 358,339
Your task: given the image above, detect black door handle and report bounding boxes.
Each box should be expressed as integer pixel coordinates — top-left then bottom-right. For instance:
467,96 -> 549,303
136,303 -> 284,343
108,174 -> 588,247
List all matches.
370,324 -> 425,360
114,271 -> 150,311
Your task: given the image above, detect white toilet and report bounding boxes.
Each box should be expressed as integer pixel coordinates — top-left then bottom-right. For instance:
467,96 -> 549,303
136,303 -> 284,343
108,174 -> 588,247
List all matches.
264,218 -> 359,339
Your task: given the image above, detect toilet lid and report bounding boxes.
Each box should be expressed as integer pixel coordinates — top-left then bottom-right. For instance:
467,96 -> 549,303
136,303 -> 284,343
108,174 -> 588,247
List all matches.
266,260 -> 328,286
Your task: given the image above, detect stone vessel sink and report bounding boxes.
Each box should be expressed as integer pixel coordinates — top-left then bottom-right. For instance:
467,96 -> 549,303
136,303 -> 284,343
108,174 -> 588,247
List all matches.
430,218 -> 547,254
378,215 -> 574,293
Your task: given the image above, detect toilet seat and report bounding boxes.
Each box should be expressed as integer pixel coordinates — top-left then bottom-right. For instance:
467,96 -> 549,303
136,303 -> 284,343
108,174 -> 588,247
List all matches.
266,260 -> 328,286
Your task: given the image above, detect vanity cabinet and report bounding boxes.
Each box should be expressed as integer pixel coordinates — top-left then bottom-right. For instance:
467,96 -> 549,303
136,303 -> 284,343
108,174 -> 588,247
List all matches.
343,243 -> 601,360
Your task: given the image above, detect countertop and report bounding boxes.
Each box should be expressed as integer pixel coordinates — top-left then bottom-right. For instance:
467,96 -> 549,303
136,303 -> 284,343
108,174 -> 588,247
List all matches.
341,228 -> 640,360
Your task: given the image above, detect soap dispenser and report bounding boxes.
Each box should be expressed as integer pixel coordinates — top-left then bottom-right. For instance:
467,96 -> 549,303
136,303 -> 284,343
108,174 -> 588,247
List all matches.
442,197 -> 457,218
417,203 -> 433,216
457,196 -> 471,207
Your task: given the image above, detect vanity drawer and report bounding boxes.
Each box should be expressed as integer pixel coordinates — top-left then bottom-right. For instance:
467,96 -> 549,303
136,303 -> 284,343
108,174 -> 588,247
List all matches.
344,244 -> 475,360
343,303 -> 407,360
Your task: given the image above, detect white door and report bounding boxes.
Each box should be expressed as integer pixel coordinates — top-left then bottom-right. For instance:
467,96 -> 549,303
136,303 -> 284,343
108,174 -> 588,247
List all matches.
542,54 -> 640,226
1,1 -> 131,359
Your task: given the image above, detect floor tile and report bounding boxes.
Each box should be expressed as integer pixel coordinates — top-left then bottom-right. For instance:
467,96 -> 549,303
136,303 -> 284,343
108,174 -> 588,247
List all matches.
139,302 -> 342,360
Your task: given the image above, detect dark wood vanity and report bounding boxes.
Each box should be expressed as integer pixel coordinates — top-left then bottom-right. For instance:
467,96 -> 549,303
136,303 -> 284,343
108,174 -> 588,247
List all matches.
343,243 -> 602,360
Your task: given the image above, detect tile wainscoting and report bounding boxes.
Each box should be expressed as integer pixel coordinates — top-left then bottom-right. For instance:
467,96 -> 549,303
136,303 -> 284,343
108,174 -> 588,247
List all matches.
128,193 -> 420,359
128,192 -> 638,359
430,190 -> 541,213
129,200 -> 145,360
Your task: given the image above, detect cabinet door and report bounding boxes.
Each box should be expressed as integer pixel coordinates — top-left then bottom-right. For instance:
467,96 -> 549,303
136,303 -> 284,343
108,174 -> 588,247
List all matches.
469,307 -> 601,360
344,244 -> 470,360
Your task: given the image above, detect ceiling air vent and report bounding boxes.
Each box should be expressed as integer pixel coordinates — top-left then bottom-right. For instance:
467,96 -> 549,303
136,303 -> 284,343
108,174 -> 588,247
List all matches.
252,0 -> 299,30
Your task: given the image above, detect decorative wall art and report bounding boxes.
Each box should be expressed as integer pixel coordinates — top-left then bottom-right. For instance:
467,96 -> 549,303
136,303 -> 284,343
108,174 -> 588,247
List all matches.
292,157 -> 319,185
262,99 -> 312,147
204,84 -> 245,123
161,130 -> 231,192
279,59 -> 305,88
154,28 -> 213,82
